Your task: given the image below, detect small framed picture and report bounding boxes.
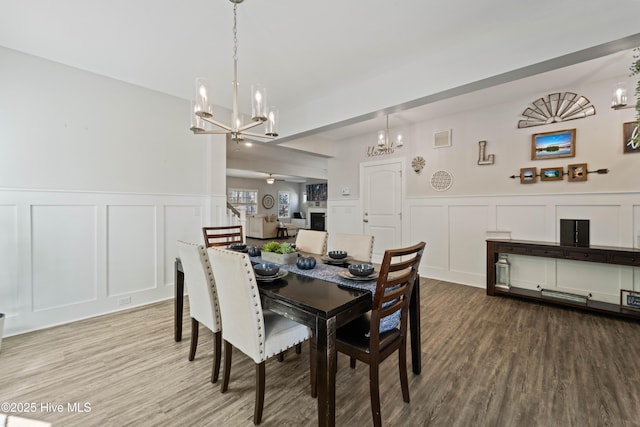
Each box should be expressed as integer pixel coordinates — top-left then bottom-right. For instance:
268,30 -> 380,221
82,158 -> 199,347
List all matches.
623,121 -> 640,154
568,163 -> 588,182
433,129 -> 451,148
620,289 -> 640,311
531,129 -> 576,160
520,167 -> 537,184
540,167 -> 564,181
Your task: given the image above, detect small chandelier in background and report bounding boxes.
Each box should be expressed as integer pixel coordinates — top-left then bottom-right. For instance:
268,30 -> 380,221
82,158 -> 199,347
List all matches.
611,82 -> 628,110
266,174 -> 275,184
190,0 -> 279,142
377,115 -> 403,150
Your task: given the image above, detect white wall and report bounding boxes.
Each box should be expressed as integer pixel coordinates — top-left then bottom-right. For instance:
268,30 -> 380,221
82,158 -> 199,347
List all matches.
327,64 -> 640,301
0,47 -> 227,336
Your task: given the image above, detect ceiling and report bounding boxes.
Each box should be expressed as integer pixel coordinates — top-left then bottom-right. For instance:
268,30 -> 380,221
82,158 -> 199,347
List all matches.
2,0 -> 640,181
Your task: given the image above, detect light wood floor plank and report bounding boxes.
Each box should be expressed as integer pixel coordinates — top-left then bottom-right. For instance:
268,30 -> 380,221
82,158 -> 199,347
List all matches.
1,279 -> 639,426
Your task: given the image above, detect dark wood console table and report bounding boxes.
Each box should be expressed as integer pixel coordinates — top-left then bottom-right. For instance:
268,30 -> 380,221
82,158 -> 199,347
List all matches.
486,239 -> 640,320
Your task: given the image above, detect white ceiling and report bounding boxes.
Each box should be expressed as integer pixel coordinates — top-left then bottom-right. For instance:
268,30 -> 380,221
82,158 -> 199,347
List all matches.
2,0 -> 639,181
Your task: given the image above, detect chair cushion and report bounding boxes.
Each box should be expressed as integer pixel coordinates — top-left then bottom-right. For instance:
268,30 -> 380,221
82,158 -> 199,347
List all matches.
263,310 -> 311,359
336,312 -> 400,354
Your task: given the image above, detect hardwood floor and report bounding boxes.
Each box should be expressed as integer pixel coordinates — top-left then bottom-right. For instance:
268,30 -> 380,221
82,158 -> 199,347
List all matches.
1,279 -> 639,426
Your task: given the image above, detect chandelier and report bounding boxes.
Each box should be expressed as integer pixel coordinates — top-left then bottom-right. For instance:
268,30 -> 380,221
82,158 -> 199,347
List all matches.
377,115 -> 404,150
190,0 -> 278,141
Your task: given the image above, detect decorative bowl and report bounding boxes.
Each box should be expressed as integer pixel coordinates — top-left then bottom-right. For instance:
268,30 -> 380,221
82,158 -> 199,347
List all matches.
229,243 -> 247,251
254,262 -> 280,276
328,250 -> 348,259
348,263 -> 375,277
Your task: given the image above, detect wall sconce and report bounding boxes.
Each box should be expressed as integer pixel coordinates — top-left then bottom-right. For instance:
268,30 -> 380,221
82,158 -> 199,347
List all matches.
611,82 -> 628,110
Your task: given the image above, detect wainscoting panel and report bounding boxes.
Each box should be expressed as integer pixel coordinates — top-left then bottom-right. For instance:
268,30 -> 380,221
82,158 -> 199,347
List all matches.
556,205 -> 621,246
496,205 -> 548,241
1,189 -> 214,337
107,205 -> 156,296
164,205 -> 203,286
449,205 -> 488,278
0,205 -> 18,316
31,204 -> 98,311
327,199 -> 363,239
408,205 -> 447,272
405,192 -> 640,291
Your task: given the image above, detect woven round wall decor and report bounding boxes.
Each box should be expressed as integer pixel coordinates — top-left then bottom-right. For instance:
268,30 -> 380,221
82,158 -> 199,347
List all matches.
430,170 -> 453,191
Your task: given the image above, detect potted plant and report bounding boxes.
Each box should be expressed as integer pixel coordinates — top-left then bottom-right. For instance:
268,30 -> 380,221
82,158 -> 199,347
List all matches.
260,241 -> 298,264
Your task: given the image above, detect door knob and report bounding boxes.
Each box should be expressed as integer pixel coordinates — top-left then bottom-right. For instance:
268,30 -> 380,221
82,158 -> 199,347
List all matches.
363,219 -> 369,223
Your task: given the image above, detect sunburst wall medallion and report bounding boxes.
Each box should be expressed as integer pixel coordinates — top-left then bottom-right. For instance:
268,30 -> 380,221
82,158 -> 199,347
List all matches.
517,92 -> 596,129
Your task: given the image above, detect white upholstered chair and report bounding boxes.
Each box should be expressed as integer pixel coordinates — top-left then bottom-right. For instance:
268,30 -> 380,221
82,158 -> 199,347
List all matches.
294,229 -> 328,255
331,233 -> 375,263
207,246 -> 312,425
176,241 -> 222,383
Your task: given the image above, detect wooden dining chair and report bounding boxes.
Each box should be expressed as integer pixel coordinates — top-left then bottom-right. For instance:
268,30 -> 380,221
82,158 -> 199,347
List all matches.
202,225 -> 244,248
176,241 -> 222,383
206,246 -> 312,425
335,241 -> 426,427
294,229 -> 328,255
331,233 -> 375,263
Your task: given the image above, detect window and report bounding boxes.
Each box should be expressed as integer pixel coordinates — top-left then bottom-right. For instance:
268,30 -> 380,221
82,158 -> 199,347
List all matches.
227,189 -> 258,215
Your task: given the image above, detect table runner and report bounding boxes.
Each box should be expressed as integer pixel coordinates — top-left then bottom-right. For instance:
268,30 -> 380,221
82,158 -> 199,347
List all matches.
250,255 -> 400,333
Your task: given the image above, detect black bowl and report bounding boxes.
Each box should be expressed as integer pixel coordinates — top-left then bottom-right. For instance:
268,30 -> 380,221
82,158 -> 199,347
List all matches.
254,262 -> 280,276
348,263 -> 375,277
229,243 -> 247,251
328,250 -> 348,259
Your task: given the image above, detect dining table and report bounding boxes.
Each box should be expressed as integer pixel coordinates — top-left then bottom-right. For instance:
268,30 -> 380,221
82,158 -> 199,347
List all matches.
173,252 -> 422,427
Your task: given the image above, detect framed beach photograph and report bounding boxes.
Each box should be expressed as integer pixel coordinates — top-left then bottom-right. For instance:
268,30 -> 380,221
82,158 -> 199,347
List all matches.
531,129 -> 576,160
623,121 -> 640,154
568,163 -> 587,182
520,167 -> 537,184
540,166 -> 564,181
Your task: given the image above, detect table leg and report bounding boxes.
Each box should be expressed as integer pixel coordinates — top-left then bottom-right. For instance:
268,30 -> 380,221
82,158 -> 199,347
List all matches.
316,316 -> 337,427
409,277 -> 421,374
175,258 -> 184,342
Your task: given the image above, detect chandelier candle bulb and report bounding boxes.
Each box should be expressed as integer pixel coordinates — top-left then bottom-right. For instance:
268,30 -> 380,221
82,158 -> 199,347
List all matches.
251,84 -> 267,121
195,78 -> 213,118
266,106 -> 279,136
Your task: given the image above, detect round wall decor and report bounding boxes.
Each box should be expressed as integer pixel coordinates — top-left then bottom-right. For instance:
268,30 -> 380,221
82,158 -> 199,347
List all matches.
430,170 -> 453,191
411,156 -> 425,173
262,194 -> 275,209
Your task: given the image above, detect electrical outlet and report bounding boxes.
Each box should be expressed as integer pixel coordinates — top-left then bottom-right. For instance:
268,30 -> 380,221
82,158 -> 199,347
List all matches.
118,296 -> 131,306
193,207 -> 200,217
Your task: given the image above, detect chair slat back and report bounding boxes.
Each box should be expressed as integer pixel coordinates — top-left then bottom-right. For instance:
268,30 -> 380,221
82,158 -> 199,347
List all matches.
370,241 -> 426,339
176,241 -> 221,333
202,225 -> 244,248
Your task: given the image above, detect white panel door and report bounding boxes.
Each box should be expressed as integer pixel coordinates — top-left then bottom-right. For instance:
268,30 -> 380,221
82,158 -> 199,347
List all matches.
362,160 -> 402,263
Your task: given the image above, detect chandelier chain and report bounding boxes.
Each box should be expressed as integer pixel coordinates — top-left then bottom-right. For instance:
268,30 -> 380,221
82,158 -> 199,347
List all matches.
232,3 -> 238,62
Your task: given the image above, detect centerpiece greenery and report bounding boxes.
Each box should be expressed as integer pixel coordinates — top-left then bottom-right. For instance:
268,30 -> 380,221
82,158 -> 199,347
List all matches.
260,241 -> 297,264
261,241 -> 296,254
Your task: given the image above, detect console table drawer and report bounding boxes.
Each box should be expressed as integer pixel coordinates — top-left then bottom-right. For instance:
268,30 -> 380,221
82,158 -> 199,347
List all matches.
529,247 -> 564,258
610,253 -> 640,266
564,250 -> 608,263
496,244 -> 528,255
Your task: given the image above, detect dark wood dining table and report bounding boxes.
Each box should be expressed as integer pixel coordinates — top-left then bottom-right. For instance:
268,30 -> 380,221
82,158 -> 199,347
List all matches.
173,257 -> 422,426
